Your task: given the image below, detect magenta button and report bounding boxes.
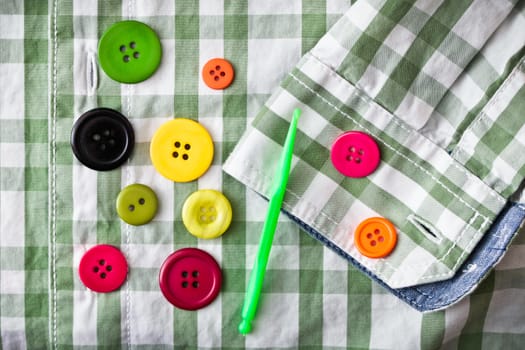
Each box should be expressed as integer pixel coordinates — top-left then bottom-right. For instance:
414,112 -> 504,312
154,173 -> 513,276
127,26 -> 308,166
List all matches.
79,245 -> 128,293
331,131 -> 380,178
159,248 -> 222,310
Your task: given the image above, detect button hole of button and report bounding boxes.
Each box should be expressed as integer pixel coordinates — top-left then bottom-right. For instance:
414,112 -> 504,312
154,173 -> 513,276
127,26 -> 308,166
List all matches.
92,134 -> 101,141
184,144 -> 191,150
172,152 -> 179,158
346,155 -> 353,161
181,271 -> 188,278
192,281 -> 199,288
374,229 -> 380,235
220,71 -> 225,77
200,206 -> 206,213
123,55 -> 130,62
192,271 -> 199,277
130,42 -> 136,49
93,266 -> 99,273
138,198 -> 145,205
99,259 -> 105,266
133,51 -> 140,59
200,215 -> 207,222
106,265 -> 112,271
209,70 -> 215,75
129,204 -> 135,212
100,272 -> 107,279
354,157 -> 361,164
99,143 -> 107,151
214,76 -> 219,81
108,139 -> 115,147
358,149 -> 364,155
378,236 -> 384,242
370,240 -> 377,246
119,45 -> 126,52
215,65 -> 221,71
182,281 -> 188,288
174,141 -> 181,148
209,206 -> 215,212
182,154 -> 189,160
209,216 -> 216,222
366,233 -> 372,239
349,146 -> 356,153
103,129 -> 110,137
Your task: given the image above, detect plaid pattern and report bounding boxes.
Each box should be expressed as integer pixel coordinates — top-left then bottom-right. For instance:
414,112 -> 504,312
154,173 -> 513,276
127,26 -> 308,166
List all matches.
1,1 -> 525,350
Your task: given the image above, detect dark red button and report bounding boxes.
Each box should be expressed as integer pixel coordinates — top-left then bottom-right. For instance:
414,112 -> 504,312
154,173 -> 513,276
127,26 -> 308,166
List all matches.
331,131 -> 380,178
159,248 -> 222,310
79,245 -> 128,293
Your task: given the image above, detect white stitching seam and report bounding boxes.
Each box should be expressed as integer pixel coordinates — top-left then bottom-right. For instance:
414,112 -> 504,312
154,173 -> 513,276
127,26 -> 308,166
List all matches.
306,53 -> 505,205
51,0 -> 58,347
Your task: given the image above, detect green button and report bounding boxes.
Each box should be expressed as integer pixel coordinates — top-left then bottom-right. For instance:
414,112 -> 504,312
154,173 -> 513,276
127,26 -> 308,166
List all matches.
116,184 -> 158,226
98,21 -> 162,84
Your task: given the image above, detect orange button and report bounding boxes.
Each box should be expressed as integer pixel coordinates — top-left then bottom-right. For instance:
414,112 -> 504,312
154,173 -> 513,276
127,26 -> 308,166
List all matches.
354,217 -> 397,258
202,58 -> 234,90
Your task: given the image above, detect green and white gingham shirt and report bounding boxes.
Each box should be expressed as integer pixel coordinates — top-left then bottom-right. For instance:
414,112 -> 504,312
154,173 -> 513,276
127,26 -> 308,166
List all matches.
1,0 -> 525,349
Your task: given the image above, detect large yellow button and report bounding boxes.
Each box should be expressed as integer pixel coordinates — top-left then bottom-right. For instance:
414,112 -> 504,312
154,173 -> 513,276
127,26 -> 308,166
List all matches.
150,118 -> 214,182
182,190 -> 233,239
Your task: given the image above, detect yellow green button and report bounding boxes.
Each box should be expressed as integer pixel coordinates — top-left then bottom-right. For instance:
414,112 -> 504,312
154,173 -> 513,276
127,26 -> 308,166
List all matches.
98,20 -> 162,83
150,118 -> 214,182
182,190 -> 232,239
116,184 -> 158,225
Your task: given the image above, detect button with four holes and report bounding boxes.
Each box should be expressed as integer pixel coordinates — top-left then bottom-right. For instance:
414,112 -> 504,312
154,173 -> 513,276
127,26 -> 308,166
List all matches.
182,189 -> 232,239
331,131 -> 380,178
150,118 -> 214,182
202,58 -> 235,90
98,20 -> 162,83
78,245 -> 128,293
354,217 -> 397,258
116,184 -> 158,226
159,248 -> 222,310
71,108 -> 134,171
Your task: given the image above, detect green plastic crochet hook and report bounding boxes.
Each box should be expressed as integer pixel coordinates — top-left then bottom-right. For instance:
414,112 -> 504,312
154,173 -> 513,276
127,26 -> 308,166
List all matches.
239,108 -> 301,335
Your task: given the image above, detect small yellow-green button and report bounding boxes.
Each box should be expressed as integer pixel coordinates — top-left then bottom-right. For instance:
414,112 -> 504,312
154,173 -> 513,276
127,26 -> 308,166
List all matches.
98,20 -> 162,83
182,190 -> 232,239
116,184 -> 158,226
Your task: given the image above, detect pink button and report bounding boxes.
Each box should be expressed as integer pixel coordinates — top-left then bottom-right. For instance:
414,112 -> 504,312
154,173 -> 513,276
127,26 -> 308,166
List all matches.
79,245 -> 128,293
331,131 -> 380,178
159,248 -> 222,310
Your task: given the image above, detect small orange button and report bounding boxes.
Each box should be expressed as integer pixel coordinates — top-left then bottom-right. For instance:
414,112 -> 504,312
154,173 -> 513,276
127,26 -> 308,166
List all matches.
202,58 -> 234,90
354,217 -> 397,258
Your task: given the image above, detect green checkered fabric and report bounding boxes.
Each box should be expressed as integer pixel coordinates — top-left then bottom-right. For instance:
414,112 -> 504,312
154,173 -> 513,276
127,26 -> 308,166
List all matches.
1,1 -> 525,349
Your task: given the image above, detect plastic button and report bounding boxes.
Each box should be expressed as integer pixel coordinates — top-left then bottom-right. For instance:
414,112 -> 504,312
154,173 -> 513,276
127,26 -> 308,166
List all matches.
182,190 -> 232,239
116,184 -> 158,226
71,108 -> 134,171
331,131 -> 380,178
98,20 -> 162,83
202,58 -> 234,90
79,245 -> 128,293
150,118 -> 214,182
159,248 -> 222,310
354,217 -> 397,258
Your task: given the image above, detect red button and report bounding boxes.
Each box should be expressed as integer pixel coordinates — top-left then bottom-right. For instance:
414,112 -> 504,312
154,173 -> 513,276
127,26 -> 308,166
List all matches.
331,131 -> 380,178
159,248 -> 222,310
79,245 -> 128,293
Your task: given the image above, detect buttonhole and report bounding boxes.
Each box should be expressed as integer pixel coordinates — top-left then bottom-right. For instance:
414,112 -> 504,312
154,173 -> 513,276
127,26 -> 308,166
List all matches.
103,129 -> 110,137
215,65 -> 221,71
106,265 -> 112,272
370,240 -> 377,246
200,215 -> 207,222
100,272 -> 107,279
182,281 -> 188,288
181,271 -> 188,278
200,206 -> 206,213
138,198 -> 145,205
349,146 -> 355,153
130,42 -> 136,49
182,154 -> 189,160
192,271 -> 199,277
172,151 -> 179,158
93,266 -> 99,273
354,157 -> 361,164
407,215 -> 443,244
133,51 -> 140,59
378,236 -> 384,242
87,51 -> 98,96
374,229 -> 380,235
209,216 -> 216,222
192,281 -> 199,288
120,45 -> 126,52
108,139 -> 115,147
92,134 -> 101,141
346,155 -> 353,161
99,144 -> 106,151
99,259 -> 105,266
123,55 -> 130,62
209,70 -> 215,76
358,149 -> 364,155
129,204 -> 135,212
184,144 -> 191,150
214,76 -> 219,81
366,233 -> 372,239
174,141 -> 181,148
220,71 -> 225,77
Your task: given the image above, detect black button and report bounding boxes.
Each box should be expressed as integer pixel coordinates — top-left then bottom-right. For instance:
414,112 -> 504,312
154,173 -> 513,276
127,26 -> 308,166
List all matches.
71,108 -> 134,171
